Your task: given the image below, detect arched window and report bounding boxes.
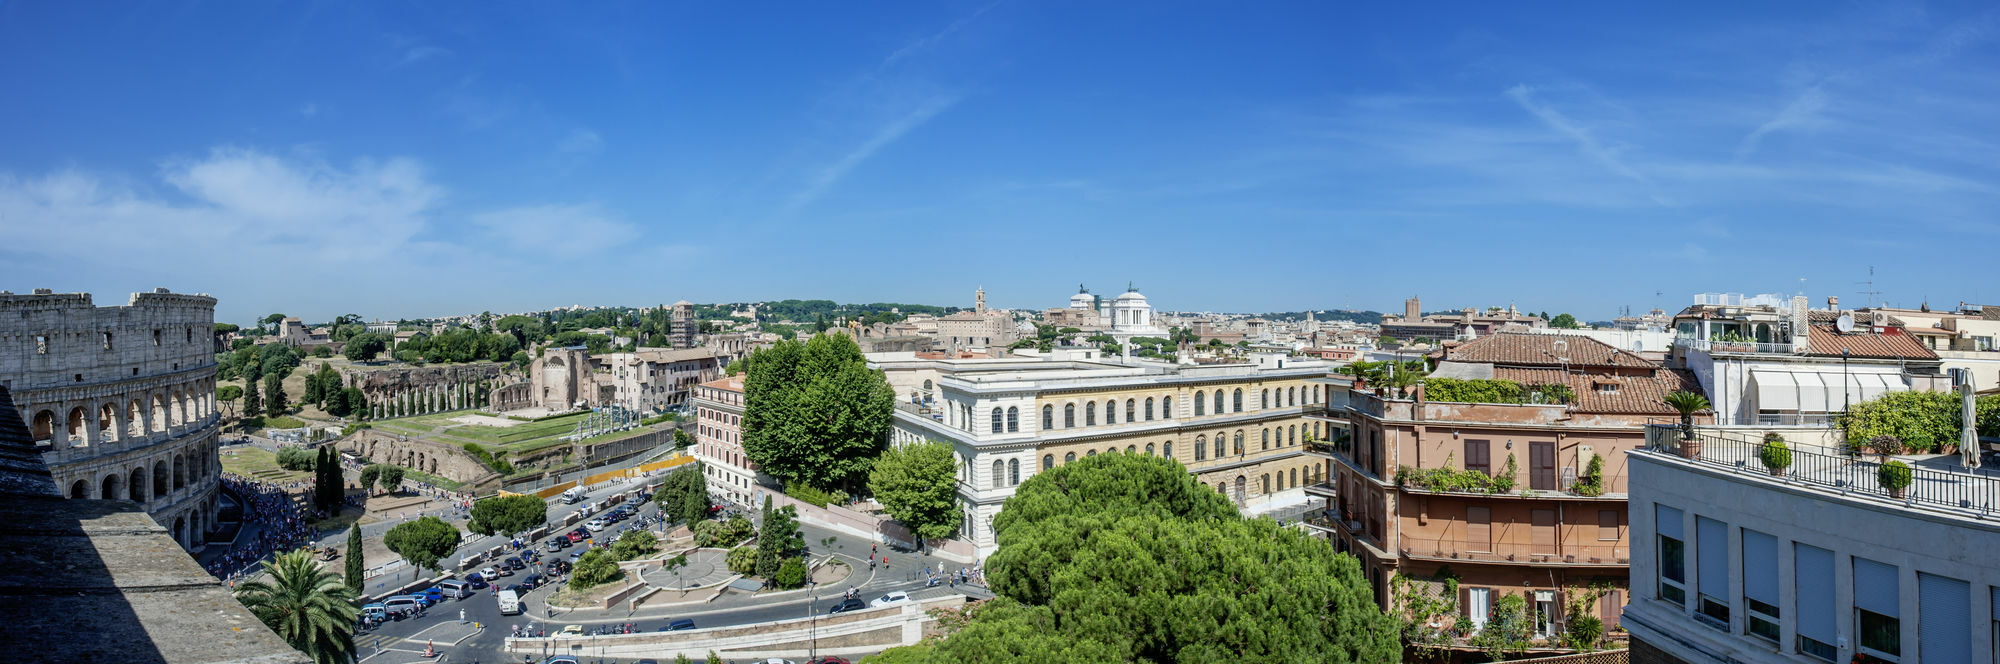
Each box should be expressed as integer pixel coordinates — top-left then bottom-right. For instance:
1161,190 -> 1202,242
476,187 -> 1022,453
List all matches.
1214,433 -> 1226,459
1163,442 -> 1173,457
1125,399 -> 1136,422
1144,398 -> 1155,420
1289,425 -> 1297,445
1086,401 -> 1097,426
991,408 -> 1004,434
1146,443 -> 1155,456
1262,428 -> 1270,450
1233,389 -> 1243,412
1233,431 -> 1244,455
1043,455 -> 1054,470
1217,482 -> 1227,495
1262,474 -> 1271,495
1065,404 -> 1075,428
1233,476 -> 1245,505
1194,392 -> 1206,416
1195,436 -> 1207,461
1291,468 -> 1299,487
1126,445 -> 1135,454
992,460 -> 1004,487
1262,389 -> 1270,409
1043,405 -> 1053,430
1007,407 -> 1019,433
1009,459 -> 1020,485
1087,449 -> 1097,457
1289,387 -> 1297,406
1105,401 -> 1116,424
1163,397 -> 1173,419
1214,390 -> 1225,413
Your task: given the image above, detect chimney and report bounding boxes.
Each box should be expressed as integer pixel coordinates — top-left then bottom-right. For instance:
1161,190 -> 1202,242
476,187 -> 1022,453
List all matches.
1826,296 -> 1839,311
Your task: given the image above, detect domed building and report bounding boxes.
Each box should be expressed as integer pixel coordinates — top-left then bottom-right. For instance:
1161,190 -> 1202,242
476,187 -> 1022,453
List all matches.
1104,285 -> 1166,341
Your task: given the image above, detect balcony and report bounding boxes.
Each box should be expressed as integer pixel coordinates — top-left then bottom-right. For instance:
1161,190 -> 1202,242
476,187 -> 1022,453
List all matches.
894,400 -> 942,421
1304,480 -> 1337,498
1399,534 -> 1628,567
1673,337 -> 1797,355
1644,424 -> 2000,516
1304,509 -> 1392,557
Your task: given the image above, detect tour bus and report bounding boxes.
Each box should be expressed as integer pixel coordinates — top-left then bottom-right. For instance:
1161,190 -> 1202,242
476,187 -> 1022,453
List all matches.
561,487 -> 586,504
496,589 -> 522,616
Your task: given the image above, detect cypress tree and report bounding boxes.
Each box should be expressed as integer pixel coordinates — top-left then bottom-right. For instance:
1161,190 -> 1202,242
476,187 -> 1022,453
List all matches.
243,374 -> 262,420
344,525 -> 364,593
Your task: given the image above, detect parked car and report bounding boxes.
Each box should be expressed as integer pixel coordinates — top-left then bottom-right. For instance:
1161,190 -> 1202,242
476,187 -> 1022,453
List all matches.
416,587 -> 444,605
360,603 -> 389,623
585,519 -> 606,532
807,657 -> 853,664
548,560 -> 572,575
869,591 -> 911,607
666,619 -> 696,631
506,583 -> 530,595
558,625 -> 584,637
547,538 -> 569,551
827,598 -> 866,614
523,573 -> 545,589
546,658 -> 580,664
466,573 -> 490,590
437,580 -> 470,600
504,557 -> 526,570
381,596 -> 421,618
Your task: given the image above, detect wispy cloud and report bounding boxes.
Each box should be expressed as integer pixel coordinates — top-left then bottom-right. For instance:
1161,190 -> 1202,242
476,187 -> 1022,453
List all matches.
299,102 -> 319,118
1504,84 -> 1651,187
558,129 -> 602,156
787,94 -> 961,212
397,45 -> 453,68
883,0 -> 1003,66
1736,86 -> 1828,158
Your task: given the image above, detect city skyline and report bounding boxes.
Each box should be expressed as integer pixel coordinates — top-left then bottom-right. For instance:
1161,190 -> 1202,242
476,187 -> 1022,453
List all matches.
4,2 -> 1996,322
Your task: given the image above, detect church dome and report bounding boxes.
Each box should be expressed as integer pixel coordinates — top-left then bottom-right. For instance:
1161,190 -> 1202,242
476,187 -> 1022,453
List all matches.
1114,290 -> 1148,303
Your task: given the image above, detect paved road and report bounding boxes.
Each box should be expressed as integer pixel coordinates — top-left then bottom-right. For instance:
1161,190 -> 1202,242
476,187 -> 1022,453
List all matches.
355,490 -> 988,664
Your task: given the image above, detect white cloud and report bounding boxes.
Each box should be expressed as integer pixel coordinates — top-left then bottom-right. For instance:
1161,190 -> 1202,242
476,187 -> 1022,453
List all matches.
470,203 -> 640,259
788,94 -> 961,212
1505,85 -> 1651,186
1736,86 -> 1828,158
300,102 -> 319,118
398,45 -> 453,68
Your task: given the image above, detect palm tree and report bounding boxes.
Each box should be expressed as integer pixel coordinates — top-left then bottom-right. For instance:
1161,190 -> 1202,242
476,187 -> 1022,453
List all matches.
1663,390 -> 1711,444
234,548 -> 360,664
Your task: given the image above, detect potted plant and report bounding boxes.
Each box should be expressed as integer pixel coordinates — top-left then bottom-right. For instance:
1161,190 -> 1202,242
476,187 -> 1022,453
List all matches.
1663,391 -> 1711,458
1759,433 -> 1793,477
1868,434 -> 1904,461
1877,460 -> 1913,499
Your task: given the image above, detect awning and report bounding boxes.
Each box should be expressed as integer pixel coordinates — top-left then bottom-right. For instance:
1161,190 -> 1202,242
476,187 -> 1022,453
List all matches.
1752,371 -> 1798,411
1794,372 -> 1829,413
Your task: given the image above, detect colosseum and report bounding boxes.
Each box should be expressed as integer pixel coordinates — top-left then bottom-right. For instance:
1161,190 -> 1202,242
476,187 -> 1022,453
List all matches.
0,288 -> 221,551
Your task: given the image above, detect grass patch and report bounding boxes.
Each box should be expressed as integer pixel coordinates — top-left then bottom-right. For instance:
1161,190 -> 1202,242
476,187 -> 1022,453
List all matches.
262,415 -> 309,430
398,467 -> 467,491
220,447 -> 311,483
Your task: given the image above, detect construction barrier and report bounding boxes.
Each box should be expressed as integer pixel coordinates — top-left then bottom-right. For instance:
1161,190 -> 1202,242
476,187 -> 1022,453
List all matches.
524,481 -> 578,500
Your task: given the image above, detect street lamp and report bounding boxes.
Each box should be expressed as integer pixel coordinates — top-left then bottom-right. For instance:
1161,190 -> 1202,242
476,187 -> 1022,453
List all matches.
809,594 -> 819,662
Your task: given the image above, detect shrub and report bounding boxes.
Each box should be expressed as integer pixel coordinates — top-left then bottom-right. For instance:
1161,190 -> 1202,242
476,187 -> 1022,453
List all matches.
694,515 -> 754,548
1877,461 -> 1913,493
726,546 -> 758,575
1423,378 -> 1525,405
275,446 -> 317,471
1869,435 -> 1905,457
1841,390 -> 1974,454
1570,455 -> 1605,496
570,549 -> 623,589
611,530 -> 659,561
783,483 -> 847,508
1758,437 -> 1792,472
773,557 -> 807,589
1565,614 -> 1604,650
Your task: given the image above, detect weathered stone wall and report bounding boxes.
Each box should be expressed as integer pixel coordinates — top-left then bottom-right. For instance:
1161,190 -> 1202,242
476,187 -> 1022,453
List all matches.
337,363 -> 515,419
0,288 -> 222,552
489,382 -> 533,412
339,430 -> 497,485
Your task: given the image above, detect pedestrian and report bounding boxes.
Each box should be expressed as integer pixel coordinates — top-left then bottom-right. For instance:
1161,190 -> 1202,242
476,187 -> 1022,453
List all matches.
460,609 -> 467,624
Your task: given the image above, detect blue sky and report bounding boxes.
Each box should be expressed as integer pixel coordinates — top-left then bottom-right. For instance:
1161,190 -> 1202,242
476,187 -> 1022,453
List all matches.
2,2 -> 1996,324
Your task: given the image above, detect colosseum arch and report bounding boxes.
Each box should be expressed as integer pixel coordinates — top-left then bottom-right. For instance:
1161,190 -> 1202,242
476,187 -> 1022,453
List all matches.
173,454 -> 186,489
150,393 -> 169,432
173,516 -> 186,548
99,402 -> 121,443
129,465 -> 148,502
152,460 -> 169,497
69,478 -> 90,499
173,389 -> 188,425
66,406 -> 87,447
100,473 -> 121,500
127,399 -> 144,437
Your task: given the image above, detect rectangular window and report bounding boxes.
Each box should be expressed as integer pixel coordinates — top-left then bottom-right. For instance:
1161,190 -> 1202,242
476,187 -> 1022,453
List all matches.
1598,510 -> 1620,541
1656,505 -> 1686,605
1695,517 -> 1730,628
1854,556 -> 1900,660
1466,506 -> 1491,553
1464,440 -> 1490,475
1917,572 -> 1969,662
1530,441 -> 1557,490
1742,529 -> 1780,642
1466,587 -> 1491,630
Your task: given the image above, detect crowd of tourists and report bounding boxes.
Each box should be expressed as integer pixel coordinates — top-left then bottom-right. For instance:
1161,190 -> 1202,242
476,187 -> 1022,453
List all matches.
207,474 -> 317,582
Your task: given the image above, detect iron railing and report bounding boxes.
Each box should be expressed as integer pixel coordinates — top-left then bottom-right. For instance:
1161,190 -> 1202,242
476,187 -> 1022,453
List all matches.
1399,534 -> 1628,566
1672,337 -> 1797,355
1645,425 -> 2000,515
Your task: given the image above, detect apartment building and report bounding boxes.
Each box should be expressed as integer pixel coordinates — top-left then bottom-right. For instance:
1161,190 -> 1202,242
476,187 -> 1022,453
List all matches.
1669,296 -> 1946,428
688,375 -> 762,507
875,351 -> 1337,558
1625,425 -> 2000,663
598,347 -> 727,414
1308,332 -> 1704,655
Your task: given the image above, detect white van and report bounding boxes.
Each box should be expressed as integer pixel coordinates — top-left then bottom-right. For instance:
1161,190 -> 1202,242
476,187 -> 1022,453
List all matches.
496,589 -> 522,616
437,580 -> 470,600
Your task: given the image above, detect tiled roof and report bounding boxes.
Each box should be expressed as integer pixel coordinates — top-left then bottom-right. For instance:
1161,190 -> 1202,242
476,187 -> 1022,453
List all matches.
1804,325 -> 1937,360
1444,332 -> 1656,369
1491,367 -> 1702,415
698,375 -> 745,392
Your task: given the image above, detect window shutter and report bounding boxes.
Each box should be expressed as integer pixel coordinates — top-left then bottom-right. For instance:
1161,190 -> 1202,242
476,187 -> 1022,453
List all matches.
1696,517 -> 1728,599
1794,544 -> 1835,643
1601,590 -> 1623,630
1655,505 -> 1683,540
1466,506 -> 1491,552
1917,572 -> 1970,662
1853,557 -> 1899,617
1598,510 -> 1619,541
1741,529 -> 1778,606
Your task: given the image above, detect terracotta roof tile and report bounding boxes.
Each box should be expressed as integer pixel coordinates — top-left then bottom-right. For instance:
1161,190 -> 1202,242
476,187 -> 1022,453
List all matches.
1491,367 -> 1701,415
1444,332 -> 1656,369
1804,325 -> 1937,360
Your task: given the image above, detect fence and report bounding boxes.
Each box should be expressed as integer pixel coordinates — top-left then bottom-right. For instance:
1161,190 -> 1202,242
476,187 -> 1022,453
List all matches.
1645,425 -> 2000,515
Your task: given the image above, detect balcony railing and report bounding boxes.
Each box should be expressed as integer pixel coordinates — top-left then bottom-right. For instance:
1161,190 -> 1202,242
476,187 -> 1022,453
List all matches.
894,400 -> 942,421
1645,425 -> 2000,515
1672,337 -> 1797,355
1400,534 -> 1628,566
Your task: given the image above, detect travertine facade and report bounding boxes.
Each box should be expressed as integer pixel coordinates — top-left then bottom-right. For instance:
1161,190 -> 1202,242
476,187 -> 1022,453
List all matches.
0,288 -> 222,552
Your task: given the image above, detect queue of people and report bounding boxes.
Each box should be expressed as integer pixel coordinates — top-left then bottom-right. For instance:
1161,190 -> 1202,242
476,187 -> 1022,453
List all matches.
207,473 -> 318,581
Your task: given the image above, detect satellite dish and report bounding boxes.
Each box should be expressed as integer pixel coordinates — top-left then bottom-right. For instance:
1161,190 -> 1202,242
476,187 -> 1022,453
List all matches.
1835,314 -> 1855,333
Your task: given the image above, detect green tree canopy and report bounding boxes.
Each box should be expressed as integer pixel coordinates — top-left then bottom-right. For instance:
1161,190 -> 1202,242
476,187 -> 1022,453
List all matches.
233,549 -> 359,664
377,465 -> 405,494
343,333 -> 388,362
741,334 -> 894,490
382,516 -> 459,573
868,440 -> 963,544
1551,313 -> 1580,329
890,453 -> 1400,663
467,494 -> 548,536
654,463 -> 712,525
344,526 -> 364,594
358,464 -> 383,494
